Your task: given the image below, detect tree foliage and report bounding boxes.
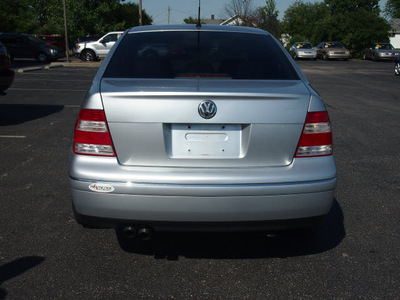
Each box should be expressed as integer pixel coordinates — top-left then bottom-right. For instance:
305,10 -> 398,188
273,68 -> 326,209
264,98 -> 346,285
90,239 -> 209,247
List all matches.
183,17 -> 201,24
384,0 -> 400,18
0,0 -> 152,43
256,0 -> 281,38
224,0 -> 257,26
282,1 -> 329,44
282,0 -> 390,57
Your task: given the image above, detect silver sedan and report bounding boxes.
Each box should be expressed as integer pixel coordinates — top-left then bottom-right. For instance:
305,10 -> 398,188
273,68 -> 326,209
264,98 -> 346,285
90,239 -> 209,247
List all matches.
364,43 -> 400,61
69,25 -> 337,238
289,42 -> 317,60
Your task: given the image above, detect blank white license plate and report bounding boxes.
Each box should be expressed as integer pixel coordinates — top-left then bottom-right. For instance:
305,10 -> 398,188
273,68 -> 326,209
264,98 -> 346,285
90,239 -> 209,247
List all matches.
170,124 -> 242,158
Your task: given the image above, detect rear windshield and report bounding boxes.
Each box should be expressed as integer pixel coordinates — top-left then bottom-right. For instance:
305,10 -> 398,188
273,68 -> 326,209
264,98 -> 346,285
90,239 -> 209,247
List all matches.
103,31 -> 299,80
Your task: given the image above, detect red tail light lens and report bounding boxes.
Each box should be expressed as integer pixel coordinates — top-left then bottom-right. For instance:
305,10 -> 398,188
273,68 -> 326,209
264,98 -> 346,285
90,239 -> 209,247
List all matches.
73,109 -> 115,156
295,111 -> 333,157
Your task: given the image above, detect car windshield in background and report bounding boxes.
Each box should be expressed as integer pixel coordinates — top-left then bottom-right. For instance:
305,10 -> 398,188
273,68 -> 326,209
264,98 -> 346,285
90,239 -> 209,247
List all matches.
24,35 -> 46,44
325,42 -> 344,48
296,43 -> 312,49
103,31 -> 299,80
375,43 -> 394,50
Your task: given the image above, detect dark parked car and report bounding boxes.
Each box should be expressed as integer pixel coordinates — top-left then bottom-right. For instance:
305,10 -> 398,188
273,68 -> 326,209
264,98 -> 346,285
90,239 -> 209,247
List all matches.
70,25 -> 337,239
395,58 -> 400,76
0,41 -> 14,93
0,32 -> 64,63
315,42 -> 351,60
363,43 -> 400,61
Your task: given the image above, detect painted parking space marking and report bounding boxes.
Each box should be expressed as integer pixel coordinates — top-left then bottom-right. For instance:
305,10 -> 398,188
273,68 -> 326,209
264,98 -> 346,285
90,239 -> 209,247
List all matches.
0,135 -> 26,139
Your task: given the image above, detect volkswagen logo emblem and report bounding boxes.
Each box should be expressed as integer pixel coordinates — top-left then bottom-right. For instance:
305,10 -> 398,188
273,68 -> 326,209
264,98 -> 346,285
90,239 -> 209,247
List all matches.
198,100 -> 217,119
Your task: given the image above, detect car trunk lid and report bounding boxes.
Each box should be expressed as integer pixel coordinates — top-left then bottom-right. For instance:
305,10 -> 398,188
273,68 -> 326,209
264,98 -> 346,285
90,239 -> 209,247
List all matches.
100,78 -> 310,168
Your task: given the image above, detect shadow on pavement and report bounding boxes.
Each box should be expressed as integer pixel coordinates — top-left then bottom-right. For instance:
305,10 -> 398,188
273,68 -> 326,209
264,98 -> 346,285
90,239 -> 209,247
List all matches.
0,256 -> 45,299
0,104 -> 64,126
10,59 -> 48,70
116,198 -> 345,259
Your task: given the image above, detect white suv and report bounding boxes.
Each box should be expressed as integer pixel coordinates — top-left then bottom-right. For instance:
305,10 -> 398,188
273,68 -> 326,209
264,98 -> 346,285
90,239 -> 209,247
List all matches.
75,31 -> 124,61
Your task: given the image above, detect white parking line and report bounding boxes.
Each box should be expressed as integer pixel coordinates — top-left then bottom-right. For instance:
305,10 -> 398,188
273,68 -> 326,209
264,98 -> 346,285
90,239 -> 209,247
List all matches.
8,88 -> 87,92
0,135 -> 26,139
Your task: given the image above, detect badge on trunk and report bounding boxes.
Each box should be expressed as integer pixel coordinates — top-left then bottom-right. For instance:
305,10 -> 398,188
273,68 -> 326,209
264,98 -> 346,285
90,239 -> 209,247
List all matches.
198,100 -> 217,119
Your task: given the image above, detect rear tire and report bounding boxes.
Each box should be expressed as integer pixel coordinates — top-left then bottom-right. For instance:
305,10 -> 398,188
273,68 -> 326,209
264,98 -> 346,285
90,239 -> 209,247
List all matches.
81,49 -> 96,61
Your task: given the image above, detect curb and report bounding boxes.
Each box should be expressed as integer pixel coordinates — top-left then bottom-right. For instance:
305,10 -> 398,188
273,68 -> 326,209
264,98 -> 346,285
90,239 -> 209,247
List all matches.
15,60 -> 101,73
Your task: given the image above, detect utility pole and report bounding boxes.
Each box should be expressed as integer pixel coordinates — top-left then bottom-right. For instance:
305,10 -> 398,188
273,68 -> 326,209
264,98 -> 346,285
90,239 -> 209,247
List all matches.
139,0 -> 142,26
168,6 -> 170,24
63,0 -> 70,62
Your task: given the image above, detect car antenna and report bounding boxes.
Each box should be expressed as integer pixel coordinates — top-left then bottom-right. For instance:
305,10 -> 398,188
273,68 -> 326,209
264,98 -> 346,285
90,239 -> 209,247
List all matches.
196,0 -> 201,28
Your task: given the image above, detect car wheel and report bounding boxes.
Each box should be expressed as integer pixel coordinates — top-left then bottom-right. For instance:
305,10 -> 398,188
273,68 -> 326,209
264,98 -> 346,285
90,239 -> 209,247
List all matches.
293,53 -> 297,60
394,62 -> 400,76
372,54 -> 377,62
36,52 -> 49,63
81,50 -> 96,61
322,53 -> 328,60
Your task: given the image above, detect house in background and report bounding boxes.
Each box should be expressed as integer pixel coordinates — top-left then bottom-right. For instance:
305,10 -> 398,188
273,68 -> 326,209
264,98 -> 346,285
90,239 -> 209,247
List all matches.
201,14 -> 243,26
201,14 -> 225,25
389,19 -> 400,49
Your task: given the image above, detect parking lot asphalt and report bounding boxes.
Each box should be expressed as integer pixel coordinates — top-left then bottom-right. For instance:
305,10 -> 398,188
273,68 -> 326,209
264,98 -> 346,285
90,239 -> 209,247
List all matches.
11,57 -> 102,73
0,59 -> 399,299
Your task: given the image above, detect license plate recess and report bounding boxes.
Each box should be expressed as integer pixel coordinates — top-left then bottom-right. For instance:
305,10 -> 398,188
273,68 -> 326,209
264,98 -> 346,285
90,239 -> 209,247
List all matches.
169,124 -> 242,158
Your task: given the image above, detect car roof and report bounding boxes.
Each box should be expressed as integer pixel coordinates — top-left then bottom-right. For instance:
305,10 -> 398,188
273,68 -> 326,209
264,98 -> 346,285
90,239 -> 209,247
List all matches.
127,25 -> 270,36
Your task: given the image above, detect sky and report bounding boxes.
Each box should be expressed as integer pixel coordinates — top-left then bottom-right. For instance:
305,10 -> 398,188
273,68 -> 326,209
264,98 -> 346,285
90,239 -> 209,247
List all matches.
128,0 -> 388,25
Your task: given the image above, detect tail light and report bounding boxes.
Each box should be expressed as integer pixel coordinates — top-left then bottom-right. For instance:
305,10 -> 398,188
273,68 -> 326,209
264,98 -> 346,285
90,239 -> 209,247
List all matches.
73,109 -> 115,156
295,111 -> 333,157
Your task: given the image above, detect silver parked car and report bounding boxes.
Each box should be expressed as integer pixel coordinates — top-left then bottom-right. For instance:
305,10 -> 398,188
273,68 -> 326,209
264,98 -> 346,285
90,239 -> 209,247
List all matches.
289,42 -> 317,60
315,42 -> 351,60
395,58 -> 400,76
364,43 -> 400,61
69,25 -> 337,238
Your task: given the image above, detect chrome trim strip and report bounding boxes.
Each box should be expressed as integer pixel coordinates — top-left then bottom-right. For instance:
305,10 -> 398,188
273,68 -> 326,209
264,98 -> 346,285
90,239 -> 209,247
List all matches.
69,175 -> 336,188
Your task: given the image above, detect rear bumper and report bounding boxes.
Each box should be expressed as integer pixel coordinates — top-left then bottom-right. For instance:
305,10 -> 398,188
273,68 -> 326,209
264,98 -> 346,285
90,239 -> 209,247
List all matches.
70,176 -> 337,230
327,54 -> 350,59
69,155 -> 337,231
297,53 -> 317,59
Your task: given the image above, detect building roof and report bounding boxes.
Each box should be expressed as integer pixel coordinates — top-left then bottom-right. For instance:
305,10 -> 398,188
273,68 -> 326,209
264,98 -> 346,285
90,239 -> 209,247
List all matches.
201,14 -> 225,25
390,19 -> 400,33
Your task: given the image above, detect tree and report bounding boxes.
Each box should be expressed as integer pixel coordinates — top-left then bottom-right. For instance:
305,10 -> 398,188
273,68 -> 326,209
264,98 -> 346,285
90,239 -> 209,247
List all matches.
385,0 -> 400,18
323,0 -> 390,56
0,0 -> 152,44
183,17 -> 200,24
282,0 -> 390,57
257,0 -> 281,38
325,0 -> 381,14
0,0 -> 38,33
282,1 -> 329,44
224,0 -> 257,26
115,2 -> 153,28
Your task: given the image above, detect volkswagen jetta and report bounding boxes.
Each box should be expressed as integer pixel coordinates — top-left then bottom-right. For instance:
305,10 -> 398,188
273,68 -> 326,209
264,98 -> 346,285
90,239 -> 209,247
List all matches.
69,25 -> 337,237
